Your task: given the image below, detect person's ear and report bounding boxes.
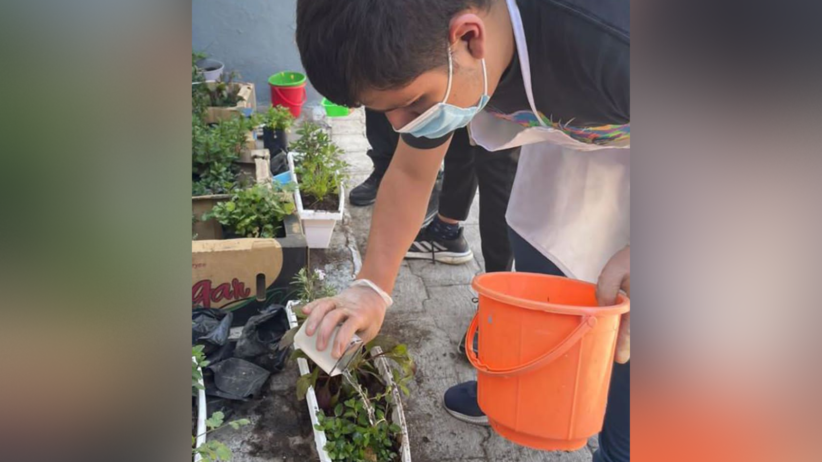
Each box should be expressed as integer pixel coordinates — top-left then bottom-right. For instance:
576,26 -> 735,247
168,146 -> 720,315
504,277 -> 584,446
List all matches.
449,13 -> 486,60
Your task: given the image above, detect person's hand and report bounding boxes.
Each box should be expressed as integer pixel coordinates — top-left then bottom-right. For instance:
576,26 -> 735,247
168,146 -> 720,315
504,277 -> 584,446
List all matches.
302,284 -> 388,359
596,245 -> 630,364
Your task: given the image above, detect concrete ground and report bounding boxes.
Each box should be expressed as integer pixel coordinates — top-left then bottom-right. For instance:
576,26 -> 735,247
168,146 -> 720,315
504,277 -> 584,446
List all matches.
213,108 -> 597,461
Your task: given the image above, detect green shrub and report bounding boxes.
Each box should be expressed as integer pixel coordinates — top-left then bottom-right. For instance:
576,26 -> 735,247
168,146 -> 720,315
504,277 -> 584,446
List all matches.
289,122 -> 348,207
203,183 -> 296,238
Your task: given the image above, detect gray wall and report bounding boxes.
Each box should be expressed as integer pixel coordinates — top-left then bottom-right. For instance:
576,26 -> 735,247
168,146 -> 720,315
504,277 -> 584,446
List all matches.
192,0 -> 321,107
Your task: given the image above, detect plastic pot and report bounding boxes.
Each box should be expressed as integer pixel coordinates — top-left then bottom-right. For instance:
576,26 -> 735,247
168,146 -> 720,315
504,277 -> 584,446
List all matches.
196,58 -> 224,81
288,153 -> 344,249
262,127 -> 288,158
321,98 -> 352,117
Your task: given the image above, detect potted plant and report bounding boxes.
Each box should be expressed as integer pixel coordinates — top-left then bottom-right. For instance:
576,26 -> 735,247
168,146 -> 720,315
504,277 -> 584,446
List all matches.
288,122 -> 348,248
194,51 -> 225,82
192,116 -> 257,195
281,272 -> 413,462
193,71 -> 257,124
261,105 -> 295,157
203,183 -> 296,239
260,105 -> 295,181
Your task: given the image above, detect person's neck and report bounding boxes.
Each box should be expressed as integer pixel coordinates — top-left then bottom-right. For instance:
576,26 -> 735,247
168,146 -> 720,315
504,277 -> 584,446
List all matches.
484,0 -> 516,95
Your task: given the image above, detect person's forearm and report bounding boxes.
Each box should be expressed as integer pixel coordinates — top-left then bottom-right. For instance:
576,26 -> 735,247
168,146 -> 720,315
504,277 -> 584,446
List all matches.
357,140 -> 448,293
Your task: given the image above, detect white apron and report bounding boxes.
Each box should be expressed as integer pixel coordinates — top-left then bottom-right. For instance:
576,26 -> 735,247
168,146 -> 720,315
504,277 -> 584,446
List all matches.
468,0 -> 630,283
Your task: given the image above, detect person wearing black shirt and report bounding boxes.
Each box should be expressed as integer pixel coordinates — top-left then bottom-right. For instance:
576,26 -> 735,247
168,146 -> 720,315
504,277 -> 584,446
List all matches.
296,1 -> 630,460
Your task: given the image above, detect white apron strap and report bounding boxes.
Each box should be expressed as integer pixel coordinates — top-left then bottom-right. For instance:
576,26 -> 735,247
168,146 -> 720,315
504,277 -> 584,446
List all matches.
505,0 -> 546,127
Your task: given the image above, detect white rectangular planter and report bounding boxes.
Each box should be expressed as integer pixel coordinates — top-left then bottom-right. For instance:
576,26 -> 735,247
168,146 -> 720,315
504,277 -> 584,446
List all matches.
286,301 -> 411,462
287,152 -> 345,249
193,359 -> 207,462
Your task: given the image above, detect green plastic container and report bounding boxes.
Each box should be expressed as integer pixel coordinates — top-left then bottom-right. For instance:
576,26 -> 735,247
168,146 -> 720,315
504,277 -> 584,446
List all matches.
322,98 -> 352,117
269,71 -> 307,118
268,71 -> 306,87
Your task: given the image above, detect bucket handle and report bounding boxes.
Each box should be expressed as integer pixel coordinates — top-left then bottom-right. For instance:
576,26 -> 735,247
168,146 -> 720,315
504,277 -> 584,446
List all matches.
465,312 -> 598,377
272,86 -> 307,107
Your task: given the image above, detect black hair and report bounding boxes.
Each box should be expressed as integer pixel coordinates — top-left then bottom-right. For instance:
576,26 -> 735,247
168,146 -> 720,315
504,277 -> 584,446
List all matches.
296,0 -> 492,107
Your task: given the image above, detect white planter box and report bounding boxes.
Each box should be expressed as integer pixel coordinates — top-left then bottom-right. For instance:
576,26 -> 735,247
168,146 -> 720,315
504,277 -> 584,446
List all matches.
287,152 -> 345,249
285,301 -> 411,462
193,359 -> 208,462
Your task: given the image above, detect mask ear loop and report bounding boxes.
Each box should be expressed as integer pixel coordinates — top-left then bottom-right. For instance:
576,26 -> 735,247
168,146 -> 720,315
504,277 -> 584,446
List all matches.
480,58 -> 488,95
442,47 -> 454,104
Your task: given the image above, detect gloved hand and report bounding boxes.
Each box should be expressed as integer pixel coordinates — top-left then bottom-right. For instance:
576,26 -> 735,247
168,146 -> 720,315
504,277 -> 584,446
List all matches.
596,245 -> 631,364
302,283 -> 389,359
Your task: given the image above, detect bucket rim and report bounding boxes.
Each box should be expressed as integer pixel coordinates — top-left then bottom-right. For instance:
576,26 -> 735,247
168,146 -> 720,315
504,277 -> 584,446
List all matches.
471,272 -> 629,317
268,71 -> 306,87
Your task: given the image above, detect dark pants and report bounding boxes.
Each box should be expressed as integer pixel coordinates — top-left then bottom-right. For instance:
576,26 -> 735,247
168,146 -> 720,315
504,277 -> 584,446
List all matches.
365,109 -> 519,272
364,108 -> 398,176
508,228 -> 630,462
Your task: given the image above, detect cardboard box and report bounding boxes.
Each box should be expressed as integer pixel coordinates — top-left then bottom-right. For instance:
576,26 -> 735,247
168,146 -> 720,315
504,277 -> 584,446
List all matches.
192,214 -> 307,326
203,82 -> 257,124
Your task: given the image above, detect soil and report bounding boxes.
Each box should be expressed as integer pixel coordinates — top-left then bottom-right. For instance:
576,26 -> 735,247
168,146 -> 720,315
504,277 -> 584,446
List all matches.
210,365 -> 319,460
300,191 -> 340,212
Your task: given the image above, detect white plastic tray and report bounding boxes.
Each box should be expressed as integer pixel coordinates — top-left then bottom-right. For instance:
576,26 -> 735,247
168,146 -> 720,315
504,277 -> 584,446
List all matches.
285,301 -> 411,461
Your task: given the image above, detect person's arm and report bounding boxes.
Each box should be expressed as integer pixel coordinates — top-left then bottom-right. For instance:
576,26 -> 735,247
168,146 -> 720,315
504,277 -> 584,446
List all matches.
303,137 -> 452,358
359,138 -> 449,291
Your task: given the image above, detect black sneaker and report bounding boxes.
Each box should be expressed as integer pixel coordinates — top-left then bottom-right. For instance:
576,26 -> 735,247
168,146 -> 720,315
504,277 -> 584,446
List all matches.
405,227 -> 474,264
349,171 -> 383,206
443,381 -> 489,426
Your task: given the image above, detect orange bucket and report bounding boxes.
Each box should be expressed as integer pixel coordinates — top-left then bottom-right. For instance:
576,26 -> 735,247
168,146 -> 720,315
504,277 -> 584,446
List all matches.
467,273 -> 629,451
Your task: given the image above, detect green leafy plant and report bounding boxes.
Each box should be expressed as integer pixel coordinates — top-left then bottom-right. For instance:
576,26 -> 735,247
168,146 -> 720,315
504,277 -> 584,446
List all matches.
192,116 -> 257,195
205,71 -> 245,108
289,122 -> 349,209
192,345 -> 208,395
262,105 -> 295,132
192,51 -> 207,81
203,183 -> 296,238
316,399 -> 401,462
291,267 -> 336,302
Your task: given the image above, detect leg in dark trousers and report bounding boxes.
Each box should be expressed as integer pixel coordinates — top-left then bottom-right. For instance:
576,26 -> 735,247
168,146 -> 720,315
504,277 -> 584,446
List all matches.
352,109 -> 442,213
364,107 -> 398,177
437,128 -> 518,272
509,228 -> 630,462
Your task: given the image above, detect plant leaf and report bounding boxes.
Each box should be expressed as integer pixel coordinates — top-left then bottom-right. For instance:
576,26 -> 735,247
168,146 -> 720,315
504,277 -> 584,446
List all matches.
206,411 -> 224,429
278,326 -> 299,350
296,375 -> 311,400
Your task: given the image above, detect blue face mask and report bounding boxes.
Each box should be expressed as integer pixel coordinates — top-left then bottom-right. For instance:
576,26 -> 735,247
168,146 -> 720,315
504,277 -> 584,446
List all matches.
395,50 -> 489,139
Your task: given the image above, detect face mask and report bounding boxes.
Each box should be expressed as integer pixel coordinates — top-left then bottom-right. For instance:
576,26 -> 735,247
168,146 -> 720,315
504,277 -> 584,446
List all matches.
395,50 -> 489,139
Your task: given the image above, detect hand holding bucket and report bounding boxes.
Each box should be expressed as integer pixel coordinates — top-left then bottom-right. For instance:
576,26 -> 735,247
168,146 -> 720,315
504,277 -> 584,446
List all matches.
467,272 -> 629,451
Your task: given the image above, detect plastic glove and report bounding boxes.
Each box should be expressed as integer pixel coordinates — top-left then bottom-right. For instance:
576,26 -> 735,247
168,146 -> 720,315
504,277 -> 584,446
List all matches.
596,245 -> 631,364
302,283 -> 388,359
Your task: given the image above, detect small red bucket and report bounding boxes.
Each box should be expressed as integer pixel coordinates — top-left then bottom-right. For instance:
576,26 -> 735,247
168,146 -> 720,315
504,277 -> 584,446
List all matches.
268,72 -> 307,118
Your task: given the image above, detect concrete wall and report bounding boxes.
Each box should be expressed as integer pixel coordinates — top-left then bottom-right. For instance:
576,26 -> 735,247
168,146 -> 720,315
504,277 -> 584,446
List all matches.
192,0 -> 321,107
